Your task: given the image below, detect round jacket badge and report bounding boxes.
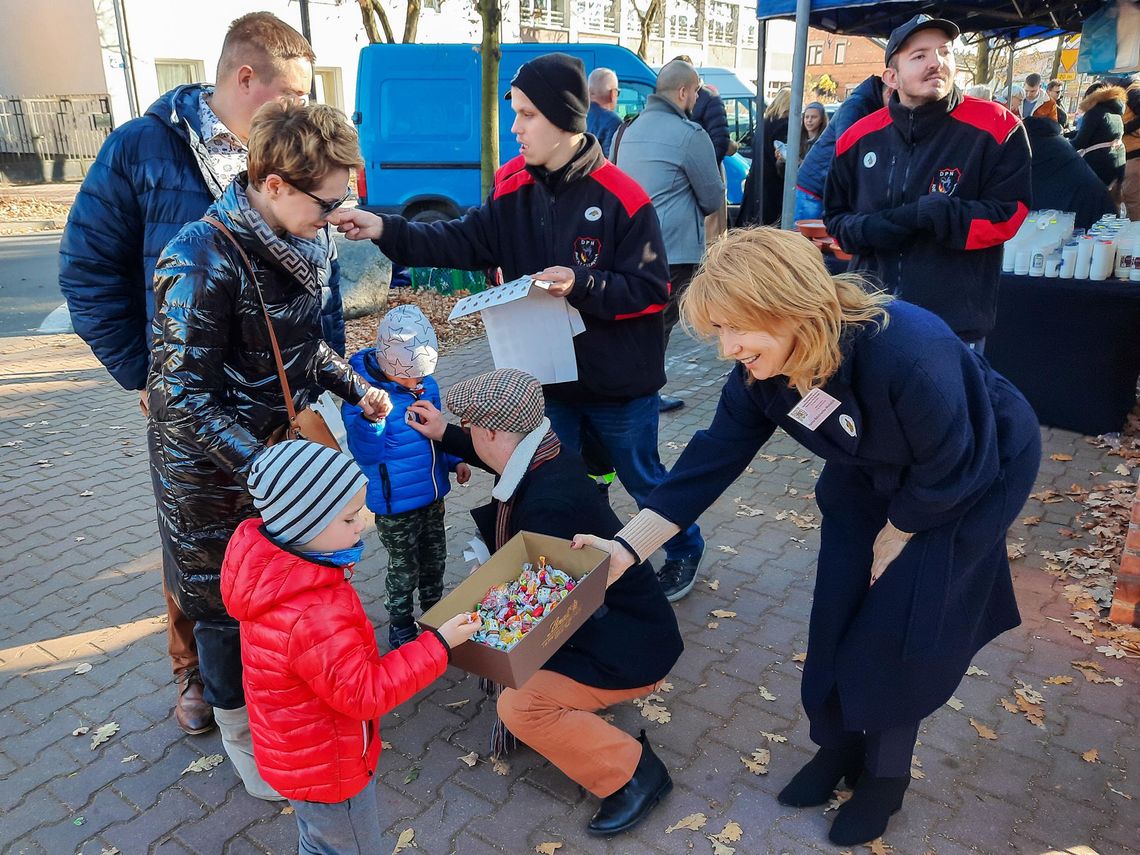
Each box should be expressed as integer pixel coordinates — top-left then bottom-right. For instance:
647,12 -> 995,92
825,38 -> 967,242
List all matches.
863,152 -> 877,168
584,206 -> 602,221
839,414 -> 857,437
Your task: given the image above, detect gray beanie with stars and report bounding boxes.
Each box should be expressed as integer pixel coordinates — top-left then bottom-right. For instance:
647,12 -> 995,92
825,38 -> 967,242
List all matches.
374,304 -> 439,380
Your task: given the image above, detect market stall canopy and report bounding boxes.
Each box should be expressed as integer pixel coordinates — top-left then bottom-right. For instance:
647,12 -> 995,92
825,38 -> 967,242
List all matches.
754,0 -> 1109,40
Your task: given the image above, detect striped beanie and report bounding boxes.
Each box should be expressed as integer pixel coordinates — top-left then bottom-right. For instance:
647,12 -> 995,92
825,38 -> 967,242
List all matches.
247,440 -> 368,546
445,368 -> 545,433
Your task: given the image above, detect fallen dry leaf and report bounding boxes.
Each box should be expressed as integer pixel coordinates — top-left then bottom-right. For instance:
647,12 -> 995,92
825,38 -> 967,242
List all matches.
758,686 -> 777,701
1082,748 -> 1100,763
1114,463 -> 1132,476
458,751 -> 479,767
868,840 -> 892,855
1050,453 -> 1074,461
280,805 -> 295,815
637,700 -> 671,724
709,843 -> 736,855
1007,542 -> 1026,561
444,699 -> 469,710
535,844 -> 562,855
1044,675 -> 1074,685
965,665 -> 989,677
90,722 -> 119,750
492,757 -> 511,776
969,718 -> 998,740
71,726 -> 90,737
658,681 -> 674,693
1096,644 -> 1127,659
381,740 -> 393,750
705,579 -> 721,591
392,828 -> 415,855
120,754 -> 138,763
791,651 -> 807,662
999,698 -> 1020,714
1021,515 -> 1042,526
710,820 -> 743,843
716,545 -> 738,555
707,621 -> 719,629
945,696 -> 965,711
759,730 -> 787,743
741,748 -> 770,775
665,812 -> 708,833
73,663 -> 92,675
182,753 -> 224,774
710,609 -> 737,619
824,789 -> 854,814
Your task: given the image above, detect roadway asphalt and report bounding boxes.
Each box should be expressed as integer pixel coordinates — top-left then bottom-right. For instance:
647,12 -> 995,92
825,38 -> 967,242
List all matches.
0,232 -> 69,337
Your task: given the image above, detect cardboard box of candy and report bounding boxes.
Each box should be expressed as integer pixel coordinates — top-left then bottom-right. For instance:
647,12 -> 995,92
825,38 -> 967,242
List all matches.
419,531 -> 608,689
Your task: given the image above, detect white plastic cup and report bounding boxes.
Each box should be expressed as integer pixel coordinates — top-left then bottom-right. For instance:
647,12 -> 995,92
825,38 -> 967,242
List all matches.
1075,235 -> 1095,279
1044,252 -> 1062,278
1090,238 -> 1115,280
1014,250 -> 1031,275
1029,248 -> 1046,277
1060,242 -> 1078,278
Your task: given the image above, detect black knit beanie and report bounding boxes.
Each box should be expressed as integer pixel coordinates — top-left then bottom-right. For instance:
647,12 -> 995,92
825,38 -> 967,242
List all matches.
506,53 -> 589,133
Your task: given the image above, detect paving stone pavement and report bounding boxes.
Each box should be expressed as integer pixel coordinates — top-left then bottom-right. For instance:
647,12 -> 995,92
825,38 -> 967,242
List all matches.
0,330 -> 1137,855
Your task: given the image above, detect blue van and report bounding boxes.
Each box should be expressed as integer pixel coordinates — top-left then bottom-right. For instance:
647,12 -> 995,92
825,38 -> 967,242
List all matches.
354,43 -> 658,220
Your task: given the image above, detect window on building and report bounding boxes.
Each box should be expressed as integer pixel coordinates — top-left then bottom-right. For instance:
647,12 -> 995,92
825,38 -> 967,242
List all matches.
835,41 -> 847,64
155,59 -> 206,92
313,67 -> 343,110
422,0 -> 443,9
807,44 -> 823,65
707,1 -> 737,46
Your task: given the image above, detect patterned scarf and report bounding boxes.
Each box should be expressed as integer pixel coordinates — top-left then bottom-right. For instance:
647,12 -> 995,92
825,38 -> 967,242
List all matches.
232,178 -> 323,297
493,429 -> 561,551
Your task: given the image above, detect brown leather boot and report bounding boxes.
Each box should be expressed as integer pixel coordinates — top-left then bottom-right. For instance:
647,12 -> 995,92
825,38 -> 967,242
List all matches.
175,667 -> 215,735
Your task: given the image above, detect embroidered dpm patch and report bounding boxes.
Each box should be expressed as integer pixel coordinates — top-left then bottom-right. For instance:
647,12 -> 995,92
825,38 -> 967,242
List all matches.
930,167 -> 962,196
574,236 -> 602,267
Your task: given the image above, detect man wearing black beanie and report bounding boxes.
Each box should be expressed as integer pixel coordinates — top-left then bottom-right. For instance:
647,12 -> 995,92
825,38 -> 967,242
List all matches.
331,53 -> 706,597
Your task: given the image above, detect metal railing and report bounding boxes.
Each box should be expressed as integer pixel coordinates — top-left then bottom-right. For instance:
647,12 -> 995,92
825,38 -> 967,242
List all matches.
0,95 -> 113,160
520,0 -> 568,28
574,0 -> 618,32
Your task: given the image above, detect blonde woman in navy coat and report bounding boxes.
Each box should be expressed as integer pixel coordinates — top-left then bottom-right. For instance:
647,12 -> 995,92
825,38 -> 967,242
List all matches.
574,227 -> 1040,847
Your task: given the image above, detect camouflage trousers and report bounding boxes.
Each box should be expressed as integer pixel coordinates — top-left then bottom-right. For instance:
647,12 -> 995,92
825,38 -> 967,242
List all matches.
375,498 -> 448,626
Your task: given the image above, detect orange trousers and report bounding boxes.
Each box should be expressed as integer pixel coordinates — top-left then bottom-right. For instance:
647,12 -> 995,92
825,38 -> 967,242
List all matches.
497,669 -> 660,798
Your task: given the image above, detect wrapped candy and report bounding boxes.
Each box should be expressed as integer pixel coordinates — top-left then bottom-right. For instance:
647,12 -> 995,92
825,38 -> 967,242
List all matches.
469,556 -> 577,651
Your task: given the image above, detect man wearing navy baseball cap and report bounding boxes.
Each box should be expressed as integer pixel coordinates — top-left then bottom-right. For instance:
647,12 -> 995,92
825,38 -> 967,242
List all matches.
824,13 -> 1032,355
330,52 -> 708,603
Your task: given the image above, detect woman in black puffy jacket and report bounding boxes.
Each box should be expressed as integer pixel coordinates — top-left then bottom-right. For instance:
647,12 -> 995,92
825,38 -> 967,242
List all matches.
1072,83 -> 1126,190
146,100 -> 388,797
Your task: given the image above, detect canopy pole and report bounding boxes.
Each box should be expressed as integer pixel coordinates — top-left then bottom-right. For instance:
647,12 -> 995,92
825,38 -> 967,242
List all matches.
749,17 -> 768,228
780,0 -> 811,229
1006,42 -> 1017,106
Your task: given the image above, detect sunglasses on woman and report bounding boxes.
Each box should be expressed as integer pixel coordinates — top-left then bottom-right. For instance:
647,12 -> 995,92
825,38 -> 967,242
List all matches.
294,184 -> 352,217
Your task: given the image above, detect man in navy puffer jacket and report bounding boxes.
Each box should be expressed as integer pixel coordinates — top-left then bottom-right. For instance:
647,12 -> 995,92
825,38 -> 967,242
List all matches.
57,12 -> 345,737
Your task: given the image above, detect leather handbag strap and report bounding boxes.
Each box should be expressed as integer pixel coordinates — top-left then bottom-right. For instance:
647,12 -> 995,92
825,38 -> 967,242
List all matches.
201,215 -> 300,430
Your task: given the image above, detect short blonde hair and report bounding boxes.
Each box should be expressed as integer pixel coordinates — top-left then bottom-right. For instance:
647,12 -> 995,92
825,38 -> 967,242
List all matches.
247,101 -> 363,191
765,87 -> 792,121
681,227 -> 892,395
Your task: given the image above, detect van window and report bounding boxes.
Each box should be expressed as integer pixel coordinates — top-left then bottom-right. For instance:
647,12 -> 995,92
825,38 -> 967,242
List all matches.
380,78 -> 472,141
724,97 -> 755,143
616,81 -> 653,120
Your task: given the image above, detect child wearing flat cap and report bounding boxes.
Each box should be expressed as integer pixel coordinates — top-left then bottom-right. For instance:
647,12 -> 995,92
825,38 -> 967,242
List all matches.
221,440 -> 478,854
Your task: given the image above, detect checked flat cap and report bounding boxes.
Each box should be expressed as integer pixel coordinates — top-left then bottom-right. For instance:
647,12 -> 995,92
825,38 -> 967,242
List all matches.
445,368 -> 545,433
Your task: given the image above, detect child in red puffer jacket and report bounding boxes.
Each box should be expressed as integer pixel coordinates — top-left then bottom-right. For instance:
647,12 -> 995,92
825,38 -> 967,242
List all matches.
222,440 -> 478,853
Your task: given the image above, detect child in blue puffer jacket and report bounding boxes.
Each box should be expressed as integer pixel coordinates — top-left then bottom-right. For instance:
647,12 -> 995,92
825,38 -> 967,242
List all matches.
343,304 -> 471,649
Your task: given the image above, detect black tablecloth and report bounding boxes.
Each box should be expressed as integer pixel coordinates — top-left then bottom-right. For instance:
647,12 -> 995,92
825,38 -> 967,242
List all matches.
987,274 -> 1140,436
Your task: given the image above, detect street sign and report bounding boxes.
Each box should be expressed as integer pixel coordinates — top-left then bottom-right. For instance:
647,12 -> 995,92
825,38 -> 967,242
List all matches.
1058,47 -> 1080,81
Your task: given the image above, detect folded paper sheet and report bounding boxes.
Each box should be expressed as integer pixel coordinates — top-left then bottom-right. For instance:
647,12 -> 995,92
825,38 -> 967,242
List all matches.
448,276 -> 584,384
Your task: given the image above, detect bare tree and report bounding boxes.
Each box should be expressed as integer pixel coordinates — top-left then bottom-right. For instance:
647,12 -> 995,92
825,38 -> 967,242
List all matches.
630,0 -> 664,62
476,0 -> 502,195
356,0 -> 421,43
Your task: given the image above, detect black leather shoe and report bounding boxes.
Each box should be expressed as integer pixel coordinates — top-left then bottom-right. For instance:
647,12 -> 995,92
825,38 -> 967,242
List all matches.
174,667 -> 215,735
587,730 -> 673,836
658,395 -> 685,413
828,775 -> 909,846
388,622 -> 419,650
777,745 -> 863,807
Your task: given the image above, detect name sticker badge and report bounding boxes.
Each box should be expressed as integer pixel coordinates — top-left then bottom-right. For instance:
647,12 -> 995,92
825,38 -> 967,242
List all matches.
787,388 -> 842,431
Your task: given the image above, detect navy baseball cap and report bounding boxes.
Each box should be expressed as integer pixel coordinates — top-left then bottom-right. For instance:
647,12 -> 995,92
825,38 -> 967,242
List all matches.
884,14 -> 960,64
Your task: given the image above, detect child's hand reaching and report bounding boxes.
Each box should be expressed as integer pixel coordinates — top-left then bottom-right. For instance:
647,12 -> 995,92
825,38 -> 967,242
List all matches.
455,462 -> 472,484
438,612 -> 481,648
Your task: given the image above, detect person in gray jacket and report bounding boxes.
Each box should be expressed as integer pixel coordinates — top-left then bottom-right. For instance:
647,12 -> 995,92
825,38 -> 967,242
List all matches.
614,59 -> 723,413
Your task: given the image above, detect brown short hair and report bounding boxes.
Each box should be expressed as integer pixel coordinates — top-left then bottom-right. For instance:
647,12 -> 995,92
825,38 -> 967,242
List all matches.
247,101 -> 363,191
217,12 -> 315,81
681,228 -> 892,395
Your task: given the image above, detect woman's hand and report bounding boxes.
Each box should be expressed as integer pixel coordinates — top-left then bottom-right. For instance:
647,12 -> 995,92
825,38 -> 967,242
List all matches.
532,266 -> 575,297
455,462 -> 472,485
358,387 -> 391,421
437,612 -> 481,648
869,520 -> 913,587
406,400 -> 447,441
326,208 -> 383,241
572,534 -> 636,588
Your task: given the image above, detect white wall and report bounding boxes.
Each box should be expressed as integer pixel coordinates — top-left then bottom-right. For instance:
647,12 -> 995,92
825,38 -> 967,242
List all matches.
0,0 -> 107,97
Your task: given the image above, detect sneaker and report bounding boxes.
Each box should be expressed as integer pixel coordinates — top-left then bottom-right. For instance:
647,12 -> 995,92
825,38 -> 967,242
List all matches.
388,622 -> 419,650
658,395 -> 685,413
657,545 -> 704,602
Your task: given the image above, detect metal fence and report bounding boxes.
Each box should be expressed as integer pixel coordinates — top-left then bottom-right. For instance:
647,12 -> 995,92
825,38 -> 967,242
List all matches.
0,95 -> 113,160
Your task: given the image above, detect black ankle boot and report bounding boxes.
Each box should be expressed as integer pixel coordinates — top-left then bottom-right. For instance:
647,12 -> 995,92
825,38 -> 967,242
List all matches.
828,774 -> 909,846
587,730 -> 673,836
388,621 -> 419,650
777,745 -> 863,807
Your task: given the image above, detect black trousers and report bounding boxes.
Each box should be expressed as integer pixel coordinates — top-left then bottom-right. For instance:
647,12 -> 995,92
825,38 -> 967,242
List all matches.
809,690 -> 920,778
664,263 -> 697,346
193,618 -> 244,709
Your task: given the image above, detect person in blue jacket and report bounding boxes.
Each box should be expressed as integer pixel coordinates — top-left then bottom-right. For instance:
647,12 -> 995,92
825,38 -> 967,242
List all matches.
575,227 -> 1041,847
56,12 -> 339,738
342,305 -> 471,649
794,75 -> 894,222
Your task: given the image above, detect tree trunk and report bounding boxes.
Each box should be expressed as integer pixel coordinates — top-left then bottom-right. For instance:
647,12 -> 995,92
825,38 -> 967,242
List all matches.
358,0 -> 397,43
357,0 -> 382,42
635,0 -> 662,62
477,0 -> 502,196
403,0 -> 421,43
975,39 -> 991,87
